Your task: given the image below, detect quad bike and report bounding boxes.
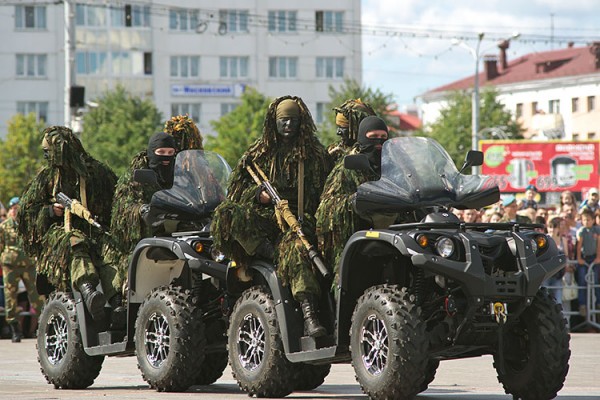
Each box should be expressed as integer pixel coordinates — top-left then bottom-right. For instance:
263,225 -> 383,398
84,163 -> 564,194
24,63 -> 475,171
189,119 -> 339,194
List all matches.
36,150 -> 233,392
225,137 -> 570,400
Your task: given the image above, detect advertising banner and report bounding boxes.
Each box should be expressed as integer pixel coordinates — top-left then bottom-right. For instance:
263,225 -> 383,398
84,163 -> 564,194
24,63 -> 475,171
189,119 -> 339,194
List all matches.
480,140 -> 599,193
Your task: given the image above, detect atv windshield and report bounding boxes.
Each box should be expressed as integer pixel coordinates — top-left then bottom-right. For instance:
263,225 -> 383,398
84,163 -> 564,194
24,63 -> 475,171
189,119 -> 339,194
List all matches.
151,150 -> 231,218
355,137 -> 499,214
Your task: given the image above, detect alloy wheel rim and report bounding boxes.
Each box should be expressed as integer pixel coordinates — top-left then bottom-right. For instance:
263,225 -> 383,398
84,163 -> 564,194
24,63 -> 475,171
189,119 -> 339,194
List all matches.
45,312 -> 69,365
360,314 -> 389,376
237,313 -> 265,371
144,312 -> 170,368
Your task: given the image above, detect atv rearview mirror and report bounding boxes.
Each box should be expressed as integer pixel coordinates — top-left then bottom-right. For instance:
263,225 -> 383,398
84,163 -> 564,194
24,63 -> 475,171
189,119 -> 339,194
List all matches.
133,169 -> 158,185
344,154 -> 371,171
458,150 -> 484,174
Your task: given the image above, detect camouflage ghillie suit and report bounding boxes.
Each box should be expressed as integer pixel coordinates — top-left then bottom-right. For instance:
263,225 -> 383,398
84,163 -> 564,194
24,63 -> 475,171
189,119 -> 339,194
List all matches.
315,153 -> 378,280
18,126 -> 118,299
327,99 -> 376,163
107,116 -> 202,285
212,96 -> 332,299
0,214 -> 44,325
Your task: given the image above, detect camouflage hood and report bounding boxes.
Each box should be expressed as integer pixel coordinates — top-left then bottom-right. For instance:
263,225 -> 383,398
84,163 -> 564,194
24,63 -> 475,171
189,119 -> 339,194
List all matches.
163,114 -> 204,151
42,125 -> 88,178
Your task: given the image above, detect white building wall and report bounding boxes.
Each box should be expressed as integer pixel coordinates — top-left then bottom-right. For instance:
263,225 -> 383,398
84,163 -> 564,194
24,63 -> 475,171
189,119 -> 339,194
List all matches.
0,0 -> 362,136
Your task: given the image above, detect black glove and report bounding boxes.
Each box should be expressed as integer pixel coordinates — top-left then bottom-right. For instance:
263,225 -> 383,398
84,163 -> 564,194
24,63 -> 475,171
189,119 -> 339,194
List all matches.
140,204 -> 152,226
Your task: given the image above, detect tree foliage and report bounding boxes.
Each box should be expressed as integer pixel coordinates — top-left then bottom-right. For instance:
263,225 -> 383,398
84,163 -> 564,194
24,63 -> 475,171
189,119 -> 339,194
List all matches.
81,85 -> 163,176
0,113 -> 46,206
204,87 -> 271,167
317,78 -> 397,146
419,89 -> 523,164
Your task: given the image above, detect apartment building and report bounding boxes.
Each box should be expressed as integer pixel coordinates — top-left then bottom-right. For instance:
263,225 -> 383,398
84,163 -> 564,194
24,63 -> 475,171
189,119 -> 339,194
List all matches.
419,43 -> 600,141
0,0 -> 362,136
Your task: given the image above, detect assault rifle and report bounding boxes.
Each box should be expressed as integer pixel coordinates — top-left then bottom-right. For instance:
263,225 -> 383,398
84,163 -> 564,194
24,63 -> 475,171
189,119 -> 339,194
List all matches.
245,161 -> 331,280
56,192 -> 103,231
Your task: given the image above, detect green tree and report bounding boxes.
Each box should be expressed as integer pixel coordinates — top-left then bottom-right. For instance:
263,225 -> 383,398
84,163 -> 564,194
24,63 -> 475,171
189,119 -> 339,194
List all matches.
419,89 -> 522,164
81,85 -> 163,176
0,113 -> 46,206
318,78 -> 397,146
204,87 -> 271,167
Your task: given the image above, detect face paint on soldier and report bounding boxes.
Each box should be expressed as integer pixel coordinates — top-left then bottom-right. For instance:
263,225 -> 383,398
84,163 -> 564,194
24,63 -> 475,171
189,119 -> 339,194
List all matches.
276,117 -> 300,139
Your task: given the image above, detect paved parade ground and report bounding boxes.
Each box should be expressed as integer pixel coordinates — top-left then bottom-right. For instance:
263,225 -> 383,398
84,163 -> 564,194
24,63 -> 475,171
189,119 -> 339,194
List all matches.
1,333 -> 599,399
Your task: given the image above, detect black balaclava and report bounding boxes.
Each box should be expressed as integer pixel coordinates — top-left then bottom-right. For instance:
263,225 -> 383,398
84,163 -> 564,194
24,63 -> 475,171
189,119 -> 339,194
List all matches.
147,132 -> 177,188
357,115 -> 388,172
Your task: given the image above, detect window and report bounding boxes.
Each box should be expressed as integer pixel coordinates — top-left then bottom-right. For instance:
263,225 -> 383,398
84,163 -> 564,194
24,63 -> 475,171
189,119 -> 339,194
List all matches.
144,52 -> 152,75
171,103 -> 200,123
315,11 -> 343,32
316,57 -> 344,79
269,57 -> 297,79
573,133 -> 580,141
588,96 -> 596,112
515,103 -> 523,119
169,8 -> 199,31
572,97 -> 579,113
531,101 -> 538,115
76,51 -> 108,75
17,101 -> 48,122
15,5 -> 46,29
170,56 -> 200,78
549,99 -> 560,114
588,132 -> 597,140
219,57 -> 249,78
221,103 -> 238,116
268,10 -> 297,32
16,54 -> 47,77
76,4 -> 107,27
111,4 -> 150,27
315,102 -> 327,124
219,10 -> 249,33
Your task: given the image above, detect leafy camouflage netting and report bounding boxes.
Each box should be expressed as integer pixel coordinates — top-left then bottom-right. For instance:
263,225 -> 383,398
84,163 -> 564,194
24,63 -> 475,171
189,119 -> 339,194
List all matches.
327,98 -> 376,162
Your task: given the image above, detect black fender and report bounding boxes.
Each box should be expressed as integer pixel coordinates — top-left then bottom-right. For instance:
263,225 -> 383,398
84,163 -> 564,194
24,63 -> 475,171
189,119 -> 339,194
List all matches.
246,261 -> 304,355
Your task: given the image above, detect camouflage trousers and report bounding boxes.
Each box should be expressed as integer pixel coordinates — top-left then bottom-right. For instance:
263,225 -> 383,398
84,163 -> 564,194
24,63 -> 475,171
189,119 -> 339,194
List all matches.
2,265 -> 45,323
70,242 -> 120,301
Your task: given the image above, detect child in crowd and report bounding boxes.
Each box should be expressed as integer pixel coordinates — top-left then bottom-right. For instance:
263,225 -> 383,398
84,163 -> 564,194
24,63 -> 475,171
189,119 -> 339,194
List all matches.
575,207 -> 600,316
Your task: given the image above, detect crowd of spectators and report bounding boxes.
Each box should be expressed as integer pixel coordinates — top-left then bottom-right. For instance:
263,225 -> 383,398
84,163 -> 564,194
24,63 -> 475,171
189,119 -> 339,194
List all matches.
453,186 -> 600,332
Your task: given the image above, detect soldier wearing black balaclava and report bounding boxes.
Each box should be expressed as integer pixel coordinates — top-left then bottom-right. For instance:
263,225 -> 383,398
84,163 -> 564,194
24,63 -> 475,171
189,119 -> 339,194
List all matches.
316,116 -> 389,290
327,99 -> 376,163
212,95 -> 332,337
146,132 -> 177,189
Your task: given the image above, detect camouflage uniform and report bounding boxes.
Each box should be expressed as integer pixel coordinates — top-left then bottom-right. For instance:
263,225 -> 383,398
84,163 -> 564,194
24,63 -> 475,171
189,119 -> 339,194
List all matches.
212,96 -> 332,299
326,99 -> 376,163
0,216 -> 44,324
107,115 -> 203,286
18,126 -> 119,301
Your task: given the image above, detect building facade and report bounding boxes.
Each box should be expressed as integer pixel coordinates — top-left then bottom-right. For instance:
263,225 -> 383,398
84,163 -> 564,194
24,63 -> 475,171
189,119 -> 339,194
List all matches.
0,0 -> 362,136
419,43 -> 600,142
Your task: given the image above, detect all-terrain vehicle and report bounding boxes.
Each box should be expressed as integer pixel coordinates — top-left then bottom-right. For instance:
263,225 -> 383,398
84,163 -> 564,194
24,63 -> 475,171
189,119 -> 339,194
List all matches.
225,137 -> 570,400
36,150 -> 233,392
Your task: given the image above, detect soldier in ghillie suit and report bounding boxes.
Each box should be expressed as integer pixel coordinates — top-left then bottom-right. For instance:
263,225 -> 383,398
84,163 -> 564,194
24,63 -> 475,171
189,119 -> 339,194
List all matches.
327,98 -> 376,163
316,116 -> 390,291
18,126 -> 119,322
107,115 -> 202,291
212,96 -> 332,337
0,197 -> 45,342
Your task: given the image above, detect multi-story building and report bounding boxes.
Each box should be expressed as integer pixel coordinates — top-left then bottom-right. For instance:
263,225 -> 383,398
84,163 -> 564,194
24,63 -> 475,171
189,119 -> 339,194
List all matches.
0,1 -> 362,136
419,42 -> 600,141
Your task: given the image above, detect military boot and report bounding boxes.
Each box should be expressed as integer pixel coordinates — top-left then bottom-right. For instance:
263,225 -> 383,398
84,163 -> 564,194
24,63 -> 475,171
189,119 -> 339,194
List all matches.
79,282 -> 106,321
108,293 -> 126,330
9,321 -> 22,343
300,297 -> 326,338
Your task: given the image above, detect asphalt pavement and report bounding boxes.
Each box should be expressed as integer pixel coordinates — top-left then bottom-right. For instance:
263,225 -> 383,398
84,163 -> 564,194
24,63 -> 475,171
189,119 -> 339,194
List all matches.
1,333 -> 599,399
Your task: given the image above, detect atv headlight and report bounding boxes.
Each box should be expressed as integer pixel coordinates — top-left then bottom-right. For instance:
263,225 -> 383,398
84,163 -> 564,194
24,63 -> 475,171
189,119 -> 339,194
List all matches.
435,237 -> 455,258
211,247 -> 226,262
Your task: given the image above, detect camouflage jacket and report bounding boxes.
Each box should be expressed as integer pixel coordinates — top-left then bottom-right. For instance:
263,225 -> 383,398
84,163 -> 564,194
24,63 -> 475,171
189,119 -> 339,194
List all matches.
0,217 -> 31,268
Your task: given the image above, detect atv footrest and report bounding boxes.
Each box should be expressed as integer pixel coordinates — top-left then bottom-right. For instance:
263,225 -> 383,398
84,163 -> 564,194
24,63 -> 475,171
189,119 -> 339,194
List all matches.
98,330 -> 126,346
300,335 -> 335,351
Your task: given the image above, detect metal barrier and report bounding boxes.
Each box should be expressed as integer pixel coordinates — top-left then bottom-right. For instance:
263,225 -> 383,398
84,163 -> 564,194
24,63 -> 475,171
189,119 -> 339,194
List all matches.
544,260 -> 599,332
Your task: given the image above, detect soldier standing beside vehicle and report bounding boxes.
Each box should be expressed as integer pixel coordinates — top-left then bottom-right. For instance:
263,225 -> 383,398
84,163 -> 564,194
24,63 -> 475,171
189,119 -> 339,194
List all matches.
316,115 -> 389,288
0,197 -> 44,342
18,126 -> 119,323
212,96 -> 332,337
327,98 -> 376,163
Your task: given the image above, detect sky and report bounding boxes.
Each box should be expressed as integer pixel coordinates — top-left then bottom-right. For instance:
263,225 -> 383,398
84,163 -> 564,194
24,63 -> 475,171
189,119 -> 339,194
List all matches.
361,0 -> 600,111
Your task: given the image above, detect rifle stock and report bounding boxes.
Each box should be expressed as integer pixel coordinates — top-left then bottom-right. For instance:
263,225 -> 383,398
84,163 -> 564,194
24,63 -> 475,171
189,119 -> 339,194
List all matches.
246,161 -> 331,280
